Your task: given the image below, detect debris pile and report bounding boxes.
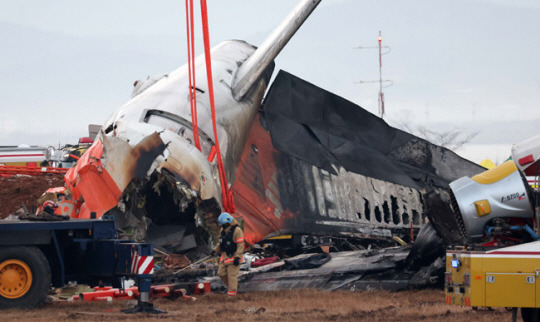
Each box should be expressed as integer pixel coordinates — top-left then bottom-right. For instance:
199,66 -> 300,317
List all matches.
148,222 -> 447,294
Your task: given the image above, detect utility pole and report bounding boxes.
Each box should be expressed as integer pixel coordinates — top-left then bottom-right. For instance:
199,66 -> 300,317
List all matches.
355,31 -> 392,119
377,31 -> 384,118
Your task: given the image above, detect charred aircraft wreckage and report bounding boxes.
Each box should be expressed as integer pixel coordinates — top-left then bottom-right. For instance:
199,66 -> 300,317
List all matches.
40,0 -> 486,290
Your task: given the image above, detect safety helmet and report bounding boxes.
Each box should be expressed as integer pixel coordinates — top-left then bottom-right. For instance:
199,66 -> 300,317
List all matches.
43,200 -> 58,209
217,212 -> 233,225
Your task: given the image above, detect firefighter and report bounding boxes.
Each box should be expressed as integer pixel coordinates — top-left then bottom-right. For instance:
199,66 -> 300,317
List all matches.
212,212 -> 244,296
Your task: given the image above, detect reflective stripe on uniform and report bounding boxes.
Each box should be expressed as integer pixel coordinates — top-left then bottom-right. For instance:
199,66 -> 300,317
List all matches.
234,237 -> 244,243
228,291 -> 237,296
222,257 -> 243,264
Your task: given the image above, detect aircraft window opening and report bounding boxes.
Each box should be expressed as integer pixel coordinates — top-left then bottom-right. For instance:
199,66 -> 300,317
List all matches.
146,114 -> 183,134
375,206 -> 382,223
391,196 -> 400,225
403,213 -> 410,225
142,109 -> 215,156
363,198 -> 371,222
104,123 -> 114,134
383,201 -> 391,224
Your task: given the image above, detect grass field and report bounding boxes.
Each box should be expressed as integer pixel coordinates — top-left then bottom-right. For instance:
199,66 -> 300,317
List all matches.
1,289 -> 511,321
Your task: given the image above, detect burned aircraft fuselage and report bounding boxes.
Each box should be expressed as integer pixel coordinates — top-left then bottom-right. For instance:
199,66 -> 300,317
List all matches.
231,70 -> 485,245
47,0 -> 486,257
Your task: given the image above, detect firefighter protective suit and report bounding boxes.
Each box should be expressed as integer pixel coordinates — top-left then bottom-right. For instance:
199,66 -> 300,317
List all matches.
214,218 -> 244,296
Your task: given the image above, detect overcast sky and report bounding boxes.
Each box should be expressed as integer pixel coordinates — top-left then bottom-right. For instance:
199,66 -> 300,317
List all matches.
1,0 -> 539,164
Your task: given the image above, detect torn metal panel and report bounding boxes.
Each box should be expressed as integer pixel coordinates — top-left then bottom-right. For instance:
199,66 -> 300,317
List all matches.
405,222 -> 446,268
101,132 -> 167,191
408,257 -> 445,289
262,70 -> 485,189
176,234 -> 197,252
422,188 -> 467,246
239,271 -> 333,292
221,247 -> 412,292
112,170 -> 216,251
63,139 -> 122,219
61,132 -> 169,220
147,225 -> 186,250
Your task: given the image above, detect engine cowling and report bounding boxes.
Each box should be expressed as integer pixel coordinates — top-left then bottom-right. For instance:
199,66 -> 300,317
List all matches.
450,160 -> 534,241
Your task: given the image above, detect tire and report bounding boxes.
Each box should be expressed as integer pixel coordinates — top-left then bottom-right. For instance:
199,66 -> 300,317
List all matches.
0,246 -> 51,309
521,308 -> 540,322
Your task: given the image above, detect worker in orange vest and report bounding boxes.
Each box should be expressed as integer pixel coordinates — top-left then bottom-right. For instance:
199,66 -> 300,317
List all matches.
212,212 -> 244,296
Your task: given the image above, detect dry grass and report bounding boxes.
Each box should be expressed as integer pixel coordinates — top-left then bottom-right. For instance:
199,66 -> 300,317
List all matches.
1,289 -> 511,321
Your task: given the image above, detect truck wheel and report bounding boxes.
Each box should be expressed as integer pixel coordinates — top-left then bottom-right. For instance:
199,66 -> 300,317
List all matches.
521,308 -> 540,322
0,246 -> 51,309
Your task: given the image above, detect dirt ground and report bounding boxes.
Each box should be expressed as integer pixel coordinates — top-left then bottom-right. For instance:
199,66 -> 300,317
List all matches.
0,174 -> 64,218
1,289 -> 511,321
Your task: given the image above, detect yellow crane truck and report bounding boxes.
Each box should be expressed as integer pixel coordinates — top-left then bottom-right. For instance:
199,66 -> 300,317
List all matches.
442,135 -> 540,321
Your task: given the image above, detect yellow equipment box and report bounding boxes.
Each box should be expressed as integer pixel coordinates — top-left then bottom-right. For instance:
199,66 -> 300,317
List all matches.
446,241 -> 540,308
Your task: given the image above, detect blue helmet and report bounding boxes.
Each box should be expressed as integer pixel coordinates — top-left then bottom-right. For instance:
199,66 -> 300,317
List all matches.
218,212 -> 233,225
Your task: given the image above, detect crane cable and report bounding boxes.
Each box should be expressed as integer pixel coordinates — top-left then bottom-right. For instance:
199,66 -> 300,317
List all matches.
185,0 -> 201,151
185,0 -> 235,213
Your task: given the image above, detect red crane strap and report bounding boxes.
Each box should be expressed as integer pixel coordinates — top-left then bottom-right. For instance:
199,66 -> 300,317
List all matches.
185,0 -> 201,151
198,0 -> 236,213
